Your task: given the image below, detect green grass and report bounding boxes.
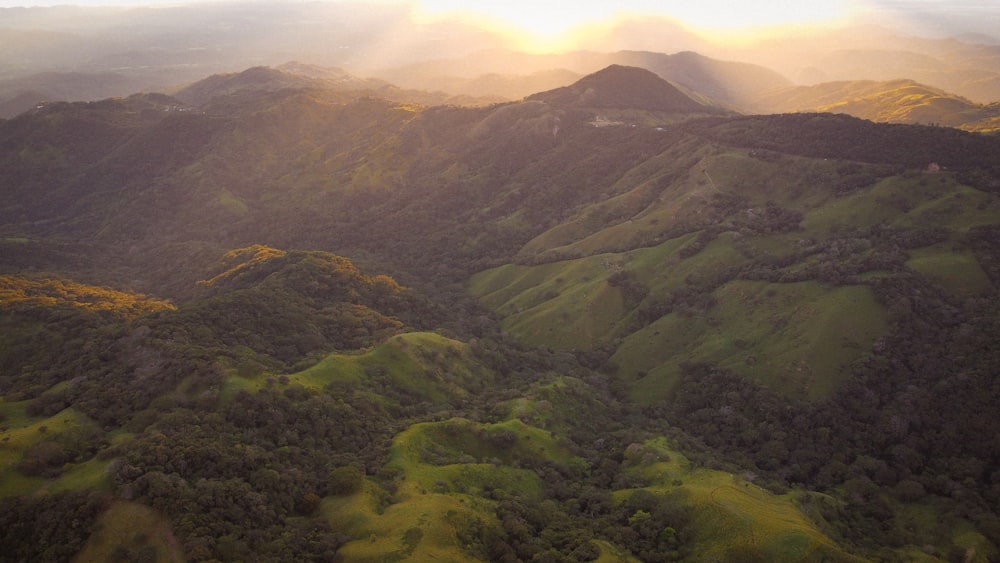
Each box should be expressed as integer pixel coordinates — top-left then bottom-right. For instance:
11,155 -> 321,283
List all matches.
470,257 -> 611,311
73,501 -> 185,563
621,280 -> 886,402
952,522 -> 1000,563
0,398 -> 32,430
325,485 -> 493,563
616,437 -> 862,562
48,456 -> 112,493
470,234 -> 751,353
474,221 -> 887,402
697,152 -> 838,210
801,173 -> 996,237
513,139 -> 705,260
470,255 -> 629,351
593,540 -> 642,562
516,146 -> 845,262
471,161 -> 997,408
388,418 -> 571,481
498,376 -> 603,435
801,187 -> 897,236
475,223 -> 886,402
898,185 -> 998,232
323,417 -> 574,562
221,331 -> 492,405
0,406 -> 106,497
0,471 -> 46,498
636,234 -> 747,294
0,406 -> 89,465
907,246 -> 993,296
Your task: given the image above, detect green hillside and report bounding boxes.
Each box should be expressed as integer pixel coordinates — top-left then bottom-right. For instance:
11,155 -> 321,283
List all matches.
470,146 -> 997,404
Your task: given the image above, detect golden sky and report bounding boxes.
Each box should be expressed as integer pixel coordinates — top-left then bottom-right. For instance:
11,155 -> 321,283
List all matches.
4,0 -> 995,53
411,0 -> 857,50
416,0 -> 854,33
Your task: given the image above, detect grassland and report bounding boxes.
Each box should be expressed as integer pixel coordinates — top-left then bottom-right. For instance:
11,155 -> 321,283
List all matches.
616,437 -> 862,562
620,280 -> 886,401
471,155 -> 994,402
0,404 -> 106,497
471,230 -> 888,401
906,246 -> 993,296
321,410 -> 864,562
221,331 -> 492,405
469,256 -> 628,351
324,417 -> 572,562
72,501 -> 184,563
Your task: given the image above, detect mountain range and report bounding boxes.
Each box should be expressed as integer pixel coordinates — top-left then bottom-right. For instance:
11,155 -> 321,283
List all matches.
2,3 -> 1000,117
2,16 -> 1000,562
5,46 -> 999,136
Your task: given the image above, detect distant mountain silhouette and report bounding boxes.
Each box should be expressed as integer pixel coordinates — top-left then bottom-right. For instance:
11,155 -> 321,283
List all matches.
526,64 -> 710,112
0,71 -> 151,118
173,66 -> 340,106
171,64 -> 493,109
0,90 -> 47,118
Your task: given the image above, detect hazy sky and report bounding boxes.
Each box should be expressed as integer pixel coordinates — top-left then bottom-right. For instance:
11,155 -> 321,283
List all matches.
0,0 -> 996,46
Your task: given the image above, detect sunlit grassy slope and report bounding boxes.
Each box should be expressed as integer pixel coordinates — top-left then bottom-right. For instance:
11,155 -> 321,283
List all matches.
470,148 -> 996,401
617,437 -> 862,562
324,417 -> 568,562
222,331 -> 492,407
622,280 -> 886,401
323,404 -> 858,562
0,405 -> 108,497
750,79 -> 1000,132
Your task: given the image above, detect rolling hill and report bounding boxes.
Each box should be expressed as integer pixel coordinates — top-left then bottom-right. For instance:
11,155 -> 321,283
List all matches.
749,79 -> 1000,131
729,25 -> 1000,104
526,64 -> 717,114
0,71 -> 154,118
172,64 -> 498,111
2,63 -> 1000,562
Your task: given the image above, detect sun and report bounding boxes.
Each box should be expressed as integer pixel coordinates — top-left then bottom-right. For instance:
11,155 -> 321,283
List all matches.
413,0 -> 628,52
413,0 -> 856,51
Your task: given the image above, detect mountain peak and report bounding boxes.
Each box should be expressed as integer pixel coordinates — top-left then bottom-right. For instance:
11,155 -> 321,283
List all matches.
173,66 -> 322,106
526,64 -> 708,113
578,64 -> 665,87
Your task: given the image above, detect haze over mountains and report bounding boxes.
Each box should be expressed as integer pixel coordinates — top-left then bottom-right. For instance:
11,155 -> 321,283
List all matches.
2,1 -> 1000,119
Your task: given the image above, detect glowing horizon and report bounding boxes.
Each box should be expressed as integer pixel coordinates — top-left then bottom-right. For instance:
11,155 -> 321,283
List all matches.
2,0 -> 997,55
412,0 -> 859,52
